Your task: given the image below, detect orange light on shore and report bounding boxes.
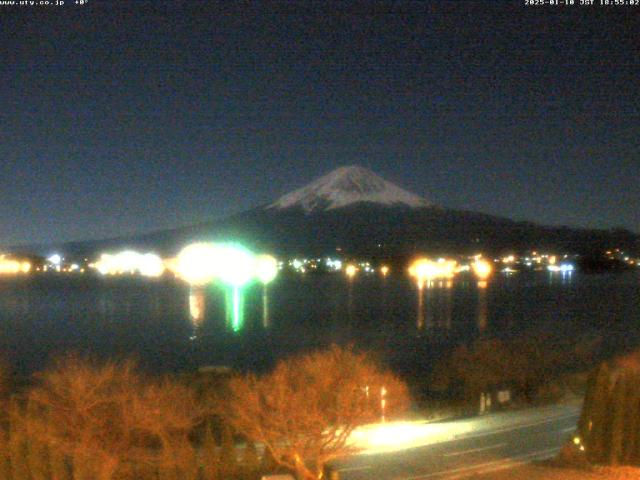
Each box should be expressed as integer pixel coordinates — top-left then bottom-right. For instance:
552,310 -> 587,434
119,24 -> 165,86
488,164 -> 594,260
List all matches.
189,288 -> 205,325
0,256 -> 31,275
472,258 -> 493,280
408,258 -> 434,289
409,258 -> 457,288
436,259 -> 457,279
380,265 -> 390,277
345,264 -> 358,279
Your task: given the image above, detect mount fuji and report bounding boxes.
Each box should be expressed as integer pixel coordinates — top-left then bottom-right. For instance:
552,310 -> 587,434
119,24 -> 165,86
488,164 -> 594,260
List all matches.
23,166 -> 638,258
267,166 -> 430,212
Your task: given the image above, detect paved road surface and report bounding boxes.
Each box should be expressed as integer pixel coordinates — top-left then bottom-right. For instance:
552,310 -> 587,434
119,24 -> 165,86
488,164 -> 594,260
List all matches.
334,402 -> 581,480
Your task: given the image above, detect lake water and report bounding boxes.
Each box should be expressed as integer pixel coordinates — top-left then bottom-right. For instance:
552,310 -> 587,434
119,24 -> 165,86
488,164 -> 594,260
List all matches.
1,270 -> 639,377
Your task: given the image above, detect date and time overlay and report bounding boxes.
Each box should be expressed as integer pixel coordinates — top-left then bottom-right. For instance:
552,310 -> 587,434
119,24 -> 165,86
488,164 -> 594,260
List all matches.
1,0 -> 640,8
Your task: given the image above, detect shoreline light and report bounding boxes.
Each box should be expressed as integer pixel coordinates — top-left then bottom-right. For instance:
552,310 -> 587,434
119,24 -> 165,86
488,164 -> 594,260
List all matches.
255,254 -> 278,285
409,258 -> 457,287
175,243 -> 219,285
345,264 -> 358,279
94,250 -> 165,278
548,263 -> 575,273
214,244 -> 255,287
472,258 -> 493,280
0,256 -> 31,275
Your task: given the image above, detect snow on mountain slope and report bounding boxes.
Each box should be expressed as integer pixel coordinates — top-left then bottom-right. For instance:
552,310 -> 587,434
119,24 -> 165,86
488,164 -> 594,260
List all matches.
267,166 -> 431,212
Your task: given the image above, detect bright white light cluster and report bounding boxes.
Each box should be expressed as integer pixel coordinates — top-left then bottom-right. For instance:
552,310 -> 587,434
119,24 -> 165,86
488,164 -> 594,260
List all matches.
174,243 -> 278,287
325,258 -> 343,271
359,261 -> 374,273
289,257 -> 320,273
255,254 -> 278,284
47,254 -> 62,266
495,252 -> 571,272
92,251 -> 165,277
547,263 -> 575,273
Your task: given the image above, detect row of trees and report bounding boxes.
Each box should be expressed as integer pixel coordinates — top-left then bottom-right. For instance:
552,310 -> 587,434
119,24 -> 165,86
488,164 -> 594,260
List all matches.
429,333 -> 590,407
0,346 -> 410,480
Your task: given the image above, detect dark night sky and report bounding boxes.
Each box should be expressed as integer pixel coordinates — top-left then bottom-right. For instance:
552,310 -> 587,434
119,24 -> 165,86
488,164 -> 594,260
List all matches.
1,0 -> 638,246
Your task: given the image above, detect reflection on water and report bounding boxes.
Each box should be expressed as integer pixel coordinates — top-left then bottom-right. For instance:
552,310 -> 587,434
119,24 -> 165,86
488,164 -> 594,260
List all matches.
188,287 -> 205,340
0,270 -> 637,375
416,281 -> 456,333
477,281 -> 488,333
416,285 -> 424,330
443,281 -> 453,330
425,285 -> 434,330
230,286 -> 243,332
548,270 -> 574,286
379,275 -> 389,322
261,285 -> 269,328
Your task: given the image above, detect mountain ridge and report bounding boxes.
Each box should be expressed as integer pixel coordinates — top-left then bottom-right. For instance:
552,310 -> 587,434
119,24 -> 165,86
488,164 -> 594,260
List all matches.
267,165 -> 431,212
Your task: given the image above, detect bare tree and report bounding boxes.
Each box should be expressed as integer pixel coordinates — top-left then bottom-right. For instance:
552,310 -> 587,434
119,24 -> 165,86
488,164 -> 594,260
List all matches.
25,355 -> 203,480
221,345 -> 410,480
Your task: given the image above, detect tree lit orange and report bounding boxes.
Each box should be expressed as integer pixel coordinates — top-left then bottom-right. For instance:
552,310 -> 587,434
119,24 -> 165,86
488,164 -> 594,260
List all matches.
222,345 -> 410,480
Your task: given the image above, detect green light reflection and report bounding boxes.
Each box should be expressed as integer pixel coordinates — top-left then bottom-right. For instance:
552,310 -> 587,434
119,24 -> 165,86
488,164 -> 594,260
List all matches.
222,285 -> 244,332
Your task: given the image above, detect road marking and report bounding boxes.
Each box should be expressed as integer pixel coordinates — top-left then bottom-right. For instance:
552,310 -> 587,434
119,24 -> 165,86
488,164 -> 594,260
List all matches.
396,447 -> 560,480
337,465 -> 373,472
459,412 -> 579,440
447,447 -> 561,479
560,426 -> 576,434
443,443 -> 506,457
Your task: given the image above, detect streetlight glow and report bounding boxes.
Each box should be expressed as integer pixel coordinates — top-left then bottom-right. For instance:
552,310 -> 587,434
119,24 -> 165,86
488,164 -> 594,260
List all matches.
214,244 -> 255,287
345,264 -> 358,279
255,254 -> 278,285
0,256 -> 31,275
175,243 -> 219,286
255,254 -> 278,328
472,258 -> 493,280
47,254 -> 62,266
92,251 -> 165,277
409,258 -> 457,286
138,253 -> 165,278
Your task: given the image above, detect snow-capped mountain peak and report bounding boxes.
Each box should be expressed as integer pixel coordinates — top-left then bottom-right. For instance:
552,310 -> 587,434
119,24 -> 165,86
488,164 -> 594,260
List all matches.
267,165 -> 431,212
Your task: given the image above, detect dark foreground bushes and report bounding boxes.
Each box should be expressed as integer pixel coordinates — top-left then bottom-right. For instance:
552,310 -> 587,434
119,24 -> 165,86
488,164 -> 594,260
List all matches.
0,346 -> 410,480
430,333 -> 598,409
577,351 -> 640,466
0,356 -> 262,480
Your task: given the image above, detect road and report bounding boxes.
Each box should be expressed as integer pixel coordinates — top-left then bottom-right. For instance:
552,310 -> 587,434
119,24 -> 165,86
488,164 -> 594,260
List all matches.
333,402 -> 581,480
